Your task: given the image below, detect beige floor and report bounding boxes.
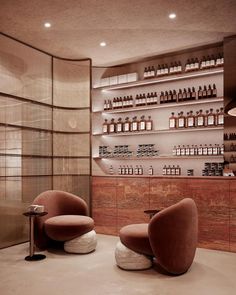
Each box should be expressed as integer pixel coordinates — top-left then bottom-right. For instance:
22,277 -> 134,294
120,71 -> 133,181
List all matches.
0,234 -> 236,295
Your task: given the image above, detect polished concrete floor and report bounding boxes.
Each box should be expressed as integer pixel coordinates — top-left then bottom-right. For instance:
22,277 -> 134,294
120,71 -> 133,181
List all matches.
0,234 -> 236,295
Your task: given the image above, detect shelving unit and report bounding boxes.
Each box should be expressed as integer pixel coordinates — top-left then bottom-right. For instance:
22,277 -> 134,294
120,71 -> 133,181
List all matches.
94,68 -> 223,90
92,49 -> 224,177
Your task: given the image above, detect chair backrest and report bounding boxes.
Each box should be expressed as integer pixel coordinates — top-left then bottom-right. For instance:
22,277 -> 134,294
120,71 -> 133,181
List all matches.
33,190 -> 88,249
148,198 -> 198,275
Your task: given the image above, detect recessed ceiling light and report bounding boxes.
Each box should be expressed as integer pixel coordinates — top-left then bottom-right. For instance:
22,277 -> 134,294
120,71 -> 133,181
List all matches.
169,13 -> 176,19
100,42 -> 106,47
44,22 -> 51,28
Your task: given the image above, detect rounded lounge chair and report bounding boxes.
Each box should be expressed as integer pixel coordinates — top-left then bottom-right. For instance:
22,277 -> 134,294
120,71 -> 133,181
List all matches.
32,190 -> 96,253
116,198 -> 198,275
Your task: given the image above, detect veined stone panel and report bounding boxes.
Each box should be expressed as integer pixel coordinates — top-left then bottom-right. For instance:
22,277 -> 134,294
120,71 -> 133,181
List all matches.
0,35 -> 52,104
53,58 -> 90,108
22,130 -> 52,156
22,158 -> 52,176
53,108 -> 90,132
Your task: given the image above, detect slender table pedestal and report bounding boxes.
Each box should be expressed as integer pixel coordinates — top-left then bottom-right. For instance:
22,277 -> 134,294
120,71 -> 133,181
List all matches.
23,211 -> 47,261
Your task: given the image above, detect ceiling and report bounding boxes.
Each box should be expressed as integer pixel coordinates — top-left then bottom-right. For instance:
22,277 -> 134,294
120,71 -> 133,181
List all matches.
1,0 -> 236,66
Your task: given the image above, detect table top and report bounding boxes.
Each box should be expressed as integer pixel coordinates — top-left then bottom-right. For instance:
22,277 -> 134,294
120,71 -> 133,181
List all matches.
23,211 -> 48,217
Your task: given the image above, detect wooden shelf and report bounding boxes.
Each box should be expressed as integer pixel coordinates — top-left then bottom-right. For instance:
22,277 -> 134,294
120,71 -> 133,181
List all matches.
93,68 -> 224,91
92,97 -> 223,114
93,126 -> 223,137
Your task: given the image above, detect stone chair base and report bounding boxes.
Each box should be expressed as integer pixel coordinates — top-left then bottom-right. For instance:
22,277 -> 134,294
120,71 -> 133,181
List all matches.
64,230 -> 97,254
115,241 -> 152,270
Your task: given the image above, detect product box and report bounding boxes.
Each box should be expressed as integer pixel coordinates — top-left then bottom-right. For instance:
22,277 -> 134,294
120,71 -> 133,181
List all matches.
127,72 -> 138,82
100,78 -> 110,87
109,76 -> 118,85
118,74 -> 128,84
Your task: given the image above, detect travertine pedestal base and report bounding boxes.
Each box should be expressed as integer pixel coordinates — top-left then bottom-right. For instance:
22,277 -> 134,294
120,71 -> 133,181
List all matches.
64,230 -> 97,254
115,241 -> 152,270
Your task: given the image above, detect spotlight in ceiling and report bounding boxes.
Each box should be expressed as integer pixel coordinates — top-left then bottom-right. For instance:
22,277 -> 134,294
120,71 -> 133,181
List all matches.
225,99 -> 236,116
44,22 -> 51,28
100,42 -> 107,47
169,13 -> 176,19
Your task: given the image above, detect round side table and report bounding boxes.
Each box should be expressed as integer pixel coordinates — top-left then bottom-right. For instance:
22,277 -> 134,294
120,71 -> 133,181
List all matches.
144,209 -> 161,219
23,211 -> 47,261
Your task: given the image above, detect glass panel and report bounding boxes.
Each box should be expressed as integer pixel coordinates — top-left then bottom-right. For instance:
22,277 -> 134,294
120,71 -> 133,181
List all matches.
53,158 -> 90,175
53,108 -> 90,132
22,130 -> 52,156
53,59 -> 90,108
22,158 -> 52,176
53,133 -> 90,157
0,35 -> 52,104
22,176 -> 52,203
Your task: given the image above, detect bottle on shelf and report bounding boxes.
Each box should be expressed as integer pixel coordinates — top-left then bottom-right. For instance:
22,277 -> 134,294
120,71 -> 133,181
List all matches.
205,55 -> 211,68
164,91 -> 168,103
150,66 -> 155,77
156,65 -> 161,76
146,93 -> 151,105
216,107 -> 224,126
129,165 -> 133,175
146,116 -> 153,131
109,165 -> 114,175
116,118 -> 123,133
160,91 -> 164,104
202,85 -> 207,99
177,111 -> 185,128
210,55 -> 215,67
102,119 -> 109,134
131,116 -> 138,132
168,90 -> 173,103
166,165 -> 171,175
138,165 -> 143,175
208,144 -> 213,155
171,165 -> 176,175
169,112 -> 177,129
190,145 -> 195,156
143,67 -> 148,79
178,89 -> 183,102
186,110 -> 195,128
148,165 -> 154,175
123,117 -> 131,132
164,64 -> 169,75
177,61 -> 182,73
191,87 -> 196,100
173,145 -> 177,156
198,86 -> 203,99
176,145 -> 181,156
212,83 -> 217,97
118,165 -> 122,175
109,118 -> 116,133
182,88 -> 187,101
200,56 -> 206,69
180,145 -> 186,156
139,115 -> 146,131
195,109 -> 205,127
185,59 -> 191,72
175,165 -> 181,175
187,87 -> 192,101
172,90 -> 177,102
206,108 -> 215,126
194,58 -> 199,70
162,165 -> 167,175
198,144 -> 203,155
207,85 -> 212,98
134,165 -> 139,175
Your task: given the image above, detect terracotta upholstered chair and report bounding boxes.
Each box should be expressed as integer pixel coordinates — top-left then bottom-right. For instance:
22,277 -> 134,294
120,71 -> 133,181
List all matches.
33,190 -> 97,253
116,198 -> 198,275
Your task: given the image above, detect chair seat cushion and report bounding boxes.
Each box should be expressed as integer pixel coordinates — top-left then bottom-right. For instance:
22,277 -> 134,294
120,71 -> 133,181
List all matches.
44,215 -> 94,241
119,223 -> 153,256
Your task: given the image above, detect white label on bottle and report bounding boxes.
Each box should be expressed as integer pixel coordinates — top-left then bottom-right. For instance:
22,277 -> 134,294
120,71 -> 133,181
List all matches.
110,124 -> 114,133
188,117 -> 194,127
176,168 -> 180,175
124,123 -> 129,132
216,58 -> 221,65
178,118 -> 185,128
169,118 -> 175,128
117,123 -> 122,132
103,125 -> 108,133
164,68 -> 169,74
195,62 -> 199,69
218,114 -> 224,125
208,115 -> 214,125
186,64 -> 190,71
163,168 -> 166,175
147,97 -> 151,104
157,69 -> 161,76
190,148 -> 195,155
186,148 -> 190,155
132,122 -> 138,131
177,149 -> 181,156
211,60 -> 215,66
170,67 -> 174,73
161,68 -> 165,75
206,60 -> 210,67
201,61 -> 206,68
208,148 -> 213,155
181,148 -> 185,156
140,122 -> 145,130
213,147 -> 218,155
146,122 -> 152,131
203,148 -> 208,155
178,65 -> 182,72
198,148 -> 203,155
173,148 -> 177,156
197,117 -> 204,126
